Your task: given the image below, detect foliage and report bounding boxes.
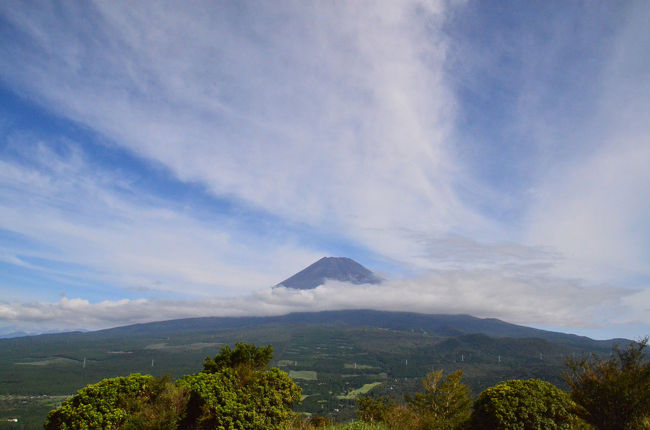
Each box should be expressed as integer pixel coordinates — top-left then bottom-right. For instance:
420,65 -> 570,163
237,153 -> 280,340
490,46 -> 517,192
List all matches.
469,379 -> 580,429
563,337 -> 650,429
356,396 -> 397,424
308,415 -> 333,428
44,343 -> 301,430
179,366 -> 301,429
122,375 -> 189,430
3,321 -> 615,423
183,342 -> 301,429
44,373 -> 186,430
202,342 -> 273,374
357,370 -> 471,429
405,369 -> 472,429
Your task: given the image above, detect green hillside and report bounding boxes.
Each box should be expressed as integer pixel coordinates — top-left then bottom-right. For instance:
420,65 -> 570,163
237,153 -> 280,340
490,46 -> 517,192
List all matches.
0,310 -> 625,428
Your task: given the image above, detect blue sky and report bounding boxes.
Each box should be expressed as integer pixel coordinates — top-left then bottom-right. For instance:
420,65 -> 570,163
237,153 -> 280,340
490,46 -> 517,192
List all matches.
0,1 -> 648,339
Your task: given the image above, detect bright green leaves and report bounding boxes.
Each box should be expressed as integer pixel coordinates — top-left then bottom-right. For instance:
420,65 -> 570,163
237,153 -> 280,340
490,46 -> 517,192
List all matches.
44,344 -> 301,430
44,374 -> 169,430
469,379 -> 580,430
178,367 -> 301,429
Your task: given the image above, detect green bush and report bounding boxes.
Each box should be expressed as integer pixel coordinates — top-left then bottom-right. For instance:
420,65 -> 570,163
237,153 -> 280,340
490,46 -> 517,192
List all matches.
44,343 -> 301,430
44,374 -> 186,430
564,338 -> 650,429
469,379 -> 580,429
179,367 -> 301,429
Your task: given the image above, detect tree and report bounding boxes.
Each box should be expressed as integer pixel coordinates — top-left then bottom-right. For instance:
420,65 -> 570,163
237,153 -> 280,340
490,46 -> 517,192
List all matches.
405,369 -> 472,429
358,370 -> 472,430
202,342 -> 273,373
357,396 -> 398,424
469,379 -> 581,430
563,338 -> 650,429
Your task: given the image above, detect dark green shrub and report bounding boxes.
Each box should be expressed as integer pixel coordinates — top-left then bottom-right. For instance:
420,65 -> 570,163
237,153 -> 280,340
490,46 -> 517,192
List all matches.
469,379 -> 580,429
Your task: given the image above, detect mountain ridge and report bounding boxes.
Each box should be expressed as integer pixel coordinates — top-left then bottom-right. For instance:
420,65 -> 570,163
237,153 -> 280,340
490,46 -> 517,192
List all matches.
17,309 -> 624,349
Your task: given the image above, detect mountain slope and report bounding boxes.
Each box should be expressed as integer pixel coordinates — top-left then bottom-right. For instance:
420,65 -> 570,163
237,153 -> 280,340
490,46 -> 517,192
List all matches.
83,309 -> 623,349
276,257 -> 382,289
0,309 -> 630,425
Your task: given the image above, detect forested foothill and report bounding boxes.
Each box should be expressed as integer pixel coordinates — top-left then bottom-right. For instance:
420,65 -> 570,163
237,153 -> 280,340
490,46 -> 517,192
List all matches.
40,339 -> 648,429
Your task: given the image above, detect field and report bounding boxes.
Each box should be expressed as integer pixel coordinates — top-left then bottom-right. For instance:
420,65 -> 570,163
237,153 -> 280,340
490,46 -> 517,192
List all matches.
0,395 -> 67,430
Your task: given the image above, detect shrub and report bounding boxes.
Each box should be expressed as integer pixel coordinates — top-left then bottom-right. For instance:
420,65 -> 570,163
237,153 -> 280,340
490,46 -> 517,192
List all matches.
44,343 -> 301,430
44,374 -> 186,430
469,379 -> 580,429
179,366 -> 301,429
564,338 -> 650,429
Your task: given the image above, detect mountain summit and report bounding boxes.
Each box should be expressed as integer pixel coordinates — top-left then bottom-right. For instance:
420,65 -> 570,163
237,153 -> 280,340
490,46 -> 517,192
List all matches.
276,257 -> 382,290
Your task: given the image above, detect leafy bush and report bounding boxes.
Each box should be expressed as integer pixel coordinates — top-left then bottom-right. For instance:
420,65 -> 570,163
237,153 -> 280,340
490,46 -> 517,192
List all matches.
469,379 -> 580,429
564,337 -> 650,429
44,374 -> 186,430
179,367 -> 301,429
44,343 -> 301,430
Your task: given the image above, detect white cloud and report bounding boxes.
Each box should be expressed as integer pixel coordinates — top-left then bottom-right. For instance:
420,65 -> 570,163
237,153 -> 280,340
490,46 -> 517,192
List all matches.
526,141 -> 650,282
523,3 -> 650,283
0,272 -> 637,335
0,0 -> 493,267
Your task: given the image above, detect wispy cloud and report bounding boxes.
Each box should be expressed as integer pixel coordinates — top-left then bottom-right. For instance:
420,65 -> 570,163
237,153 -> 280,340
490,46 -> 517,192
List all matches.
0,137 -> 321,298
0,1 -> 493,265
0,1 -> 648,338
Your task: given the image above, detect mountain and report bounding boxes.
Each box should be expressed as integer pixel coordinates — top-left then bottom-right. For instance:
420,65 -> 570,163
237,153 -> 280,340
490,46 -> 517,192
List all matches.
276,256 -> 382,289
86,309 -> 623,349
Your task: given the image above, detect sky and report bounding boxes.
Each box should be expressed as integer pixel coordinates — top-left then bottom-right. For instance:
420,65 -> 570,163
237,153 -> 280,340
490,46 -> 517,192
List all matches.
0,1 -> 648,339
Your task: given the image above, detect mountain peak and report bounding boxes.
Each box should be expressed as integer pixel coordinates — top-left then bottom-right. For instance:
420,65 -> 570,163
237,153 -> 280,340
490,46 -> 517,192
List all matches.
276,257 -> 382,290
